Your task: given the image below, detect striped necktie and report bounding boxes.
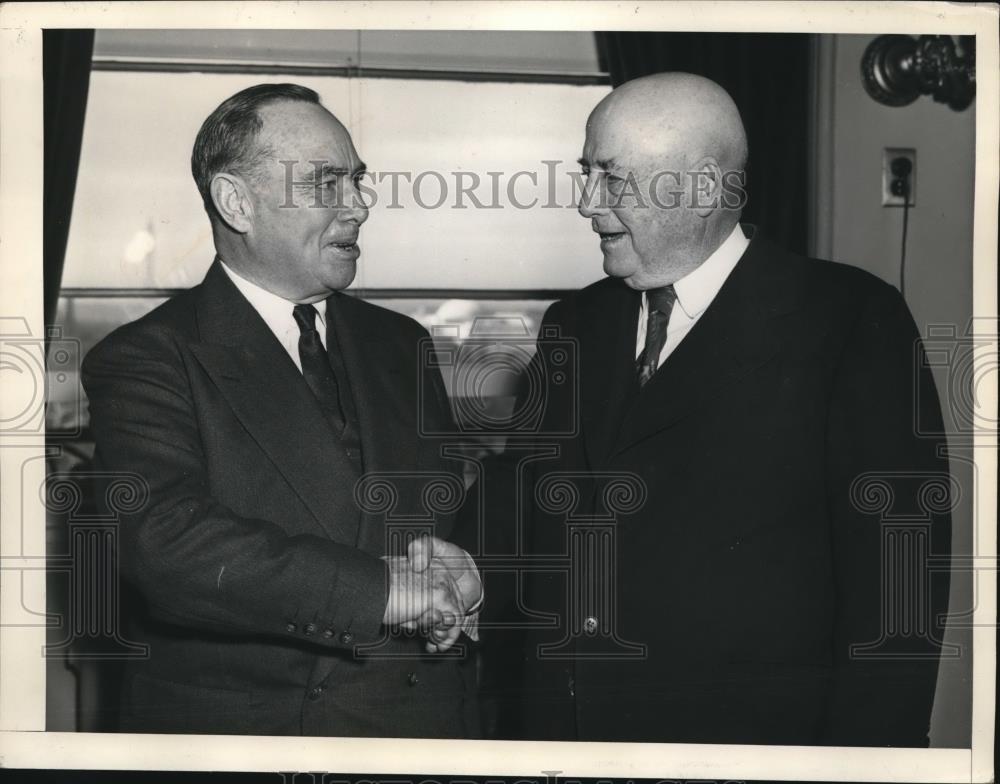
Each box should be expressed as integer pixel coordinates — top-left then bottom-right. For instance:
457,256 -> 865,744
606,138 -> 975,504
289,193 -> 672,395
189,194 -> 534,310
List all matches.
637,285 -> 677,387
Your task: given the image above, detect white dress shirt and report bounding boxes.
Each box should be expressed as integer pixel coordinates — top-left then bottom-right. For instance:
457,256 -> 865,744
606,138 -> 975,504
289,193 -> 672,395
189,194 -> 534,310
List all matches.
219,260 -> 326,373
635,223 -> 750,370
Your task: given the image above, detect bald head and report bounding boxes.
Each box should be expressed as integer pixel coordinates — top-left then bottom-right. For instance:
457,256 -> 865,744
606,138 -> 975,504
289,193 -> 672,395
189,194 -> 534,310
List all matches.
578,73 -> 749,289
589,72 -> 747,174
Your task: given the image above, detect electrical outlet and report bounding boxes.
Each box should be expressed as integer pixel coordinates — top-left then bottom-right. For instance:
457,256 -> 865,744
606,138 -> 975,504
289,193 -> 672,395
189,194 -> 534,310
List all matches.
882,147 -> 916,207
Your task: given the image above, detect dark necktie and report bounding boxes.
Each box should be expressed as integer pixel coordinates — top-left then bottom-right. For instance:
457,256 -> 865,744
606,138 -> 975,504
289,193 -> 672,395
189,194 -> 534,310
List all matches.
293,304 -> 347,434
637,285 -> 677,387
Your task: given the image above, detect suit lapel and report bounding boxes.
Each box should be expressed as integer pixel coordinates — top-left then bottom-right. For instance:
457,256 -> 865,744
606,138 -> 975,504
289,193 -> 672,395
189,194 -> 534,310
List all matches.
613,237 -> 799,456
326,293 -> 415,554
188,262 -> 361,544
578,281 -> 641,470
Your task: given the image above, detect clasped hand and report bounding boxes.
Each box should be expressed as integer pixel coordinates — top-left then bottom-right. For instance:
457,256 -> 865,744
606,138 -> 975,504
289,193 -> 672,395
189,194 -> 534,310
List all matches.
382,536 -> 482,653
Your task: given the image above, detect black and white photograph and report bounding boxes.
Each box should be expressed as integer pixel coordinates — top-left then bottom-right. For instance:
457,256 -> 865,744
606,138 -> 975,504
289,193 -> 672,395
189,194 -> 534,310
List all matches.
0,2 -> 996,783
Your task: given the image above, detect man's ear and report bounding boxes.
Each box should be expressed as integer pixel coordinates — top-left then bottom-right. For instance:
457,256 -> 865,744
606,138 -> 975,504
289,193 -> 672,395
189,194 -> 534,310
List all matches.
210,172 -> 254,233
688,156 -> 723,219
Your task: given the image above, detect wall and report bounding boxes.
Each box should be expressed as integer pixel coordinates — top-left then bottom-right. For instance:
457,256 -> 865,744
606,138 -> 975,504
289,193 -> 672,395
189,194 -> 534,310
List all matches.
812,34 -> 976,748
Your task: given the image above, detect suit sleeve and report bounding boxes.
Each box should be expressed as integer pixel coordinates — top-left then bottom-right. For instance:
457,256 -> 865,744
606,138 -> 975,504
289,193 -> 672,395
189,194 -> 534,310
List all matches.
81,325 -> 388,647
822,280 -> 951,746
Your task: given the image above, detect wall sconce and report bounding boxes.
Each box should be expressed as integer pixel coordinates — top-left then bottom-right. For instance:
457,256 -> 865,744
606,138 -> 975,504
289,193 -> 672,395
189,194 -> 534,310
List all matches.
861,34 -> 975,111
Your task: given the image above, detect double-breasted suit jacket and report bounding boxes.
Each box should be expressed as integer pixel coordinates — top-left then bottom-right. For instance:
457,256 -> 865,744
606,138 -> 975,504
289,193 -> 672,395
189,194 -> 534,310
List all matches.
82,261 -> 476,737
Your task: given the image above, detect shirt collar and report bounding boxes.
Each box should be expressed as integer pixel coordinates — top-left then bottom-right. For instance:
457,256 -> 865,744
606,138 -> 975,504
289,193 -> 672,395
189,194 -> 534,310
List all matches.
643,223 -> 749,319
671,223 -> 749,318
218,258 -> 327,328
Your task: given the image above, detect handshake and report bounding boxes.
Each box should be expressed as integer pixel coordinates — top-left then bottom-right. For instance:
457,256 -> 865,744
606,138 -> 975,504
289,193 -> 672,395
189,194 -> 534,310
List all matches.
382,535 -> 483,653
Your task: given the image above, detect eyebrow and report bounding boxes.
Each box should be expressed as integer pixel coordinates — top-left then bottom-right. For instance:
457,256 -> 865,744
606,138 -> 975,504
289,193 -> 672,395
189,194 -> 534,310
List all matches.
577,156 -> 618,171
302,162 -> 368,181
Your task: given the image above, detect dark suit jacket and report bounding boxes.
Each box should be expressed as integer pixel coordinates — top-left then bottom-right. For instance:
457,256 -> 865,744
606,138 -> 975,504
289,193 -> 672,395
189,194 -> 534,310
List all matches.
495,234 -> 951,746
81,261 -> 477,737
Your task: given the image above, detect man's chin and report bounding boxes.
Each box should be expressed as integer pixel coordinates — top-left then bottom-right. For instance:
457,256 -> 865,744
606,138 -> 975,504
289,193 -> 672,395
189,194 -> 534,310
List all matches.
322,260 -> 358,292
602,253 -> 638,282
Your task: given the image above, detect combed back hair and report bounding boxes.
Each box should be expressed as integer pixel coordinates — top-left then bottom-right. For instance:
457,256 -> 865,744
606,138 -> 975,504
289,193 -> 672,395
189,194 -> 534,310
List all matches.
191,83 -> 321,219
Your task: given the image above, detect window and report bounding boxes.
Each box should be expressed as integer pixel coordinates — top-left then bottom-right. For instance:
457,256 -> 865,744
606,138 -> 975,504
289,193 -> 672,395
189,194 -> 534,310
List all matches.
63,71 -> 610,291
52,30 -> 612,436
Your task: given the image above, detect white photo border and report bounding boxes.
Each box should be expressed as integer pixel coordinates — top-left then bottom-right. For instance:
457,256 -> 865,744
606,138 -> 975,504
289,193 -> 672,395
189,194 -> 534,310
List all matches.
0,2 -> 996,782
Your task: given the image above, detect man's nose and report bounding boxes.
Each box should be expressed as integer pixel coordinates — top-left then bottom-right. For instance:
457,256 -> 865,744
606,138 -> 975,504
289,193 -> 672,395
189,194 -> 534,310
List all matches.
577,172 -> 608,219
341,183 -> 369,225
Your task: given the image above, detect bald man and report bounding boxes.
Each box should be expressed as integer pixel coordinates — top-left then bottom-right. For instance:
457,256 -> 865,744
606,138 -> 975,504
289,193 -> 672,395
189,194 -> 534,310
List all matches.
499,73 -> 951,746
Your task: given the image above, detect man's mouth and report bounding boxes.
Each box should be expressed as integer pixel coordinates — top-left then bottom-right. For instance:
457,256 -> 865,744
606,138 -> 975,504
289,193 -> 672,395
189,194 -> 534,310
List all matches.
598,231 -> 626,245
328,238 -> 359,252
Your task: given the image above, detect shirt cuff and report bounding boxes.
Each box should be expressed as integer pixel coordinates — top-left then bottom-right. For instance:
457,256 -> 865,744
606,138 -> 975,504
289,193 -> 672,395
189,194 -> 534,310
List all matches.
458,549 -> 483,642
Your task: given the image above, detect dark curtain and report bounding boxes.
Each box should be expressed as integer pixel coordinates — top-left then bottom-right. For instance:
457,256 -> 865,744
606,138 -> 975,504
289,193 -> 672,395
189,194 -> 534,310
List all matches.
595,32 -> 811,256
43,29 -> 94,328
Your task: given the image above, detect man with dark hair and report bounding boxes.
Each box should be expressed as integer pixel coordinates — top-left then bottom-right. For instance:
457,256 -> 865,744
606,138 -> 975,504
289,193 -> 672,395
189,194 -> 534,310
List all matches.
82,83 -> 481,737
191,83 -> 321,218
500,72 -> 951,746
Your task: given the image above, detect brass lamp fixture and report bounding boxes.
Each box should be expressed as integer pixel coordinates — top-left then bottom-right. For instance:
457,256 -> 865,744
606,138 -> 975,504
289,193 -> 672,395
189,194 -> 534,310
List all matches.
861,34 -> 976,111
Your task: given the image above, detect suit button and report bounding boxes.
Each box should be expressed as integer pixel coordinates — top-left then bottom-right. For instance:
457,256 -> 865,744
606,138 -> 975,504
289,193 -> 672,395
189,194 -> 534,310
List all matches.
303,622 -> 316,636
583,616 -> 599,634
407,672 -> 419,687
307,685 -> 325,701
285,622 -> 297,633
322,628 -> 335,639
340,631 -> 354,645
568,677 -> 575,697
